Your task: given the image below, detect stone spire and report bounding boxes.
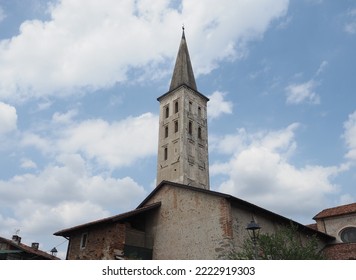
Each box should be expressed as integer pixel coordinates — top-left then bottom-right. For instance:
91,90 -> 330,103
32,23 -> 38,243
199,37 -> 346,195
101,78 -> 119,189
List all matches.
169,27 -> 197,91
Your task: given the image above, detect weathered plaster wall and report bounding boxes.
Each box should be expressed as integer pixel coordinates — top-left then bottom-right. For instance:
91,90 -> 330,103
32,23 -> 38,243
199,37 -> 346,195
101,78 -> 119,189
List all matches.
229,205 -> 285,258
316,213 -> 356,242
230,205 -> 328,257
144,184 -> 231,259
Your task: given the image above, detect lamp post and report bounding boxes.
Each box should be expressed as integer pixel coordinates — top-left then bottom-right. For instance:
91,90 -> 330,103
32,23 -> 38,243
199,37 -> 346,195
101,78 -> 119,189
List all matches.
246,220 -> 261,260
50,247 -> 58,257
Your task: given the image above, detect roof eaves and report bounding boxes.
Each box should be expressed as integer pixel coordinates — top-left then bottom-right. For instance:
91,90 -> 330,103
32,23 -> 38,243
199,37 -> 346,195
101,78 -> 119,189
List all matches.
313,202 -> 356,220
54,202 -> 161,237
157,84 -> 209,102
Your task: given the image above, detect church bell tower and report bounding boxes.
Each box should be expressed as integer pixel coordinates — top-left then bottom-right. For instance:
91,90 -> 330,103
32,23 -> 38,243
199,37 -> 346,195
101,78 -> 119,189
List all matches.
156,29 -> 210,190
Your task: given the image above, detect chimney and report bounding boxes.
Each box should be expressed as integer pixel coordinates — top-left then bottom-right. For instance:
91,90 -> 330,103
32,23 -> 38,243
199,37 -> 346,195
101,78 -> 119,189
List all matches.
31,242 -> 39,250
11,235 -> 21,244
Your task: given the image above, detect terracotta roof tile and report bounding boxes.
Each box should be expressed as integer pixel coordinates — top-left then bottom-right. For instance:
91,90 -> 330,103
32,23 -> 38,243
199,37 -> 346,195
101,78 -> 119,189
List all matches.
306,223 -> 318,231
314,202 -> 356,219
0,236 -> 59,260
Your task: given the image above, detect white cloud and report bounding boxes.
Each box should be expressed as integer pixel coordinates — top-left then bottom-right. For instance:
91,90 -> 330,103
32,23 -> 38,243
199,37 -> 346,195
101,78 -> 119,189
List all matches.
315,60 -> 328,76
211,123 -> 299,156
285,80 -> 320,105
211,123 -> 343,220
20,158 -> 37,169
0,0 -> 289,101
338,194 -> 355,205
57,113 -> 159,168
0,6 -> 6,23
344,8 -> 356,34
207,91 -> 233,119
20,112 -> 158,169
343,111 -> 356,161
285,60 -> 329,105
0,102 -> 17,134
0,153 -> 147,236
21,132 -> 51,154
0,146 -> 148,257
52,109 -> 78,124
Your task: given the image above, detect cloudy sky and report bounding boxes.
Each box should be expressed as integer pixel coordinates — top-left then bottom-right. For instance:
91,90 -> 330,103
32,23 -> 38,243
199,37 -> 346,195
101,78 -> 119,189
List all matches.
0,0 -> 355,258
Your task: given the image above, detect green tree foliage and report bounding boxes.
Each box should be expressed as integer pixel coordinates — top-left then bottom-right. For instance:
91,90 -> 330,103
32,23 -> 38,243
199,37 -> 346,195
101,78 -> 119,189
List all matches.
230,224 -> 325,260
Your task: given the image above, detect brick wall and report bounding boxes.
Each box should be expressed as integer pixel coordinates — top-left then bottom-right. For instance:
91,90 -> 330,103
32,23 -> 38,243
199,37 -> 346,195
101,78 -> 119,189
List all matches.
323,243 -> 356,260
67,223 -> 125,260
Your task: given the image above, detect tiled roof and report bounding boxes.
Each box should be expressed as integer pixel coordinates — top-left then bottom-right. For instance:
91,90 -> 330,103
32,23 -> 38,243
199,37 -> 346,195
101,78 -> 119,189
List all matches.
306,223 -> 318,231
313,202 -> 356,219
0,236 -> 59,260
54,201 -> 161,237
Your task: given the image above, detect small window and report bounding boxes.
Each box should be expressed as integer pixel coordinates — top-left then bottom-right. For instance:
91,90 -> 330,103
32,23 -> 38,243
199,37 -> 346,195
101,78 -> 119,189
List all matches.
164,147 -> 168,161
174,120 -> 178,133
165,125 -> 169,138
80,233 -> 88,249
188,121 -> 192,135
175,100 -> 179,113
165,105 -> 169,118
340,227 -> 356,243
198,126 -> 202,139
198,106 -> 202,117
189,101 -> 192,112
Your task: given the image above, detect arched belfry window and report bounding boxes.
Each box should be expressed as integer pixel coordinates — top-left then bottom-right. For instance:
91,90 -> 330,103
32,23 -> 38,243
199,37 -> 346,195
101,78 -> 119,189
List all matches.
340,227 -> 356,243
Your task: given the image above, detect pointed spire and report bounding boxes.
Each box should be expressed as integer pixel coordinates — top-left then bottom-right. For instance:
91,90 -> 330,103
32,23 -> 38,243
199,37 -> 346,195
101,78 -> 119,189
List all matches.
169,27 -> 197,91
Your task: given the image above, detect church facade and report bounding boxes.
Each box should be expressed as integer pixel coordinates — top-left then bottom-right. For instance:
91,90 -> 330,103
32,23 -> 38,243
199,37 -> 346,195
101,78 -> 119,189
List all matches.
54,30 -> 354,260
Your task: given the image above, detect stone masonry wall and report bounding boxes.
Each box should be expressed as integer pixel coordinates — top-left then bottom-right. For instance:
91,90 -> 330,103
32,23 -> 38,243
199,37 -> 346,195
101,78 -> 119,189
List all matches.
67,223 -> 125,260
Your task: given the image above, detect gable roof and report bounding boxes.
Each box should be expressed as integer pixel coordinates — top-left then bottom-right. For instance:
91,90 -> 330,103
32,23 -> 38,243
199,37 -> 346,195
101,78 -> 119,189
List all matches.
313,202 -> 356,220
0,236 -> 59,260
54,202 -> 161,237
138,181 -> 335,241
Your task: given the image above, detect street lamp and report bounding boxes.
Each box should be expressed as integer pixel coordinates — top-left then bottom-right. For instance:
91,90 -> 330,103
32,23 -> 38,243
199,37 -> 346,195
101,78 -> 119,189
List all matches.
246,220 -> 261,260
50,247 -> 58,257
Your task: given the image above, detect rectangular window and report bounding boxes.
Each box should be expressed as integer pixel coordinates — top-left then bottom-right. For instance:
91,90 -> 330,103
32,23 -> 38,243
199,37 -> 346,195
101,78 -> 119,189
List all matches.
80,233 -> 88,249
198,126 -> 202,139
188,121 -> 192,135
198,106 -> 202,117
174,120 -> 178,133
164,147 -> 168,160
189,101 -> 192,112
165,125 -> 169,138
165,105 -> 169,118
174,100 -> 179,113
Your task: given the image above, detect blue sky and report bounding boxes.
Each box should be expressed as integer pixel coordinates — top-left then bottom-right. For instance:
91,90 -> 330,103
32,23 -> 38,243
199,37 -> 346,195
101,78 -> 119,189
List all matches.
0,0 -> 355,258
